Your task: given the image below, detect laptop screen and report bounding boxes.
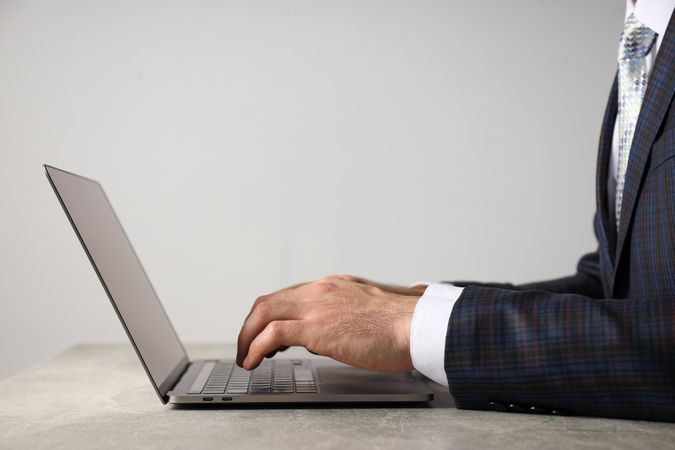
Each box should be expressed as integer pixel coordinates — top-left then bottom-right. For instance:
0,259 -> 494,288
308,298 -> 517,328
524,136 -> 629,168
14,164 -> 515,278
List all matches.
45,166 -> 187,400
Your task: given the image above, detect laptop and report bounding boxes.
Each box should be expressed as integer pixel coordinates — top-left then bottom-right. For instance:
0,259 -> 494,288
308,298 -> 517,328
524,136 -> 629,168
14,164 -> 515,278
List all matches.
45,165 -> 433,405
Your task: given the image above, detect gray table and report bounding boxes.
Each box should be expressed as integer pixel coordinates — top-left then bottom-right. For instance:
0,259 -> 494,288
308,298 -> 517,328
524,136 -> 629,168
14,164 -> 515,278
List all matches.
1,344 -> 674,450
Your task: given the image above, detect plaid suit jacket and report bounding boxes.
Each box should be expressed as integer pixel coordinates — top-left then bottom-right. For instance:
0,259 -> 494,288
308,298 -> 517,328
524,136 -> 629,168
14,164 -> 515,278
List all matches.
445,11 -> 675,422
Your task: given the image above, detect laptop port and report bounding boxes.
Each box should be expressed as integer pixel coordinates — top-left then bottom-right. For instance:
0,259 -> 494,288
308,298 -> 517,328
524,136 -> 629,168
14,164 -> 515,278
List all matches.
202,397 -> 213,401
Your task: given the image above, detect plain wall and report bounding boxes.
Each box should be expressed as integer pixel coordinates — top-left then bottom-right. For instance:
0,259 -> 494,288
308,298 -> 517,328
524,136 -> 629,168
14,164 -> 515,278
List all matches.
0,0 -> 624,379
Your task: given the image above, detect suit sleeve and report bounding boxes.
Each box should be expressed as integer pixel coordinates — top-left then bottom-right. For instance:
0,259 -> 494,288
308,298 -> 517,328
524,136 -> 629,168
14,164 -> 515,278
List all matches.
444,286 -> 675,422
449,251 -> 605,298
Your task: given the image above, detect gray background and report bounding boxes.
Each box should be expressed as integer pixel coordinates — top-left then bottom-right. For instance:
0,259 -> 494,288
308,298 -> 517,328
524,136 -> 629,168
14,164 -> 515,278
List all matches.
0,0 -> 623,380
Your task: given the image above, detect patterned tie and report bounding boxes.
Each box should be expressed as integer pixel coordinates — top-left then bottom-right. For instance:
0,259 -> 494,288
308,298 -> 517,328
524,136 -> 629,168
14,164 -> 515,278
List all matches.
615,14 -> 656,226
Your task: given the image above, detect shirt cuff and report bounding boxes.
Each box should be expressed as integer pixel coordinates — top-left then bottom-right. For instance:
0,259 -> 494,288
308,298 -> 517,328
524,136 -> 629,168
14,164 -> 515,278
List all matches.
410,283 -> 464,386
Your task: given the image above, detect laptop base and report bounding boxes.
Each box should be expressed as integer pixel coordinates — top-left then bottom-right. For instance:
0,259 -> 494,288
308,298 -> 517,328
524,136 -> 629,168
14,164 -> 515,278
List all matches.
168,358 -> 433,405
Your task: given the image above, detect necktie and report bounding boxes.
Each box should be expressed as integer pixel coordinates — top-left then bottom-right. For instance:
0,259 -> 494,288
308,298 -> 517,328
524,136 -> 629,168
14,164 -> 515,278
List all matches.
615,14 -> 656,226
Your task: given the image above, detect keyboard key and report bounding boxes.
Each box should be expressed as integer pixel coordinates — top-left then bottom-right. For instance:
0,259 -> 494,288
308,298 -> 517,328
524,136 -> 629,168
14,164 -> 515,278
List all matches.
203,389 -> 226,394
194,360 -> 316,396
226,388 -> 248,394
188,362 -> 216,394
294,368 -> 314,381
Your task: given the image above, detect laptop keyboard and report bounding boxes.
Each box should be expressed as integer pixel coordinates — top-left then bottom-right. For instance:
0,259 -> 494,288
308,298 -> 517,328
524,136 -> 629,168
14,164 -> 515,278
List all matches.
189,360 -> 317,395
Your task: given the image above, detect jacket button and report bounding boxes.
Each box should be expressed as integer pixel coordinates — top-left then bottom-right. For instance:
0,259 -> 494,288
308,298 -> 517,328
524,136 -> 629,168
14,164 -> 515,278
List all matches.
507,403 -> 527,413
528,406 -> 549,415
488,401 -> 507,412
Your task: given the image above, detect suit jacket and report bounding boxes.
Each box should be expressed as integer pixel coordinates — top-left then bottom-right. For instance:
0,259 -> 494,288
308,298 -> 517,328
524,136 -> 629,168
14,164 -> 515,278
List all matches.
445,11 -> 675,422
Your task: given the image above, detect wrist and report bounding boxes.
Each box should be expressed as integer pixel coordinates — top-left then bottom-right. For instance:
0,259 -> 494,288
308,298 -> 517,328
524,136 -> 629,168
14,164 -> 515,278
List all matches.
409,284 -> 428,296
395,295 -> 420,371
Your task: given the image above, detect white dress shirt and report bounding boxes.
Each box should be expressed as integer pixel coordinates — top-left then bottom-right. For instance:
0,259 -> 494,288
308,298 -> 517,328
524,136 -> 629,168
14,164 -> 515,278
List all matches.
410,0 -> 675,387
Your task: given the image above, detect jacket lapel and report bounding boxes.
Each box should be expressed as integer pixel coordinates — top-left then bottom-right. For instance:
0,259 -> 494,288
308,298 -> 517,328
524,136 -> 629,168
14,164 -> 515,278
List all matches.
596,75 -> 618,293
613,12 -> 675,292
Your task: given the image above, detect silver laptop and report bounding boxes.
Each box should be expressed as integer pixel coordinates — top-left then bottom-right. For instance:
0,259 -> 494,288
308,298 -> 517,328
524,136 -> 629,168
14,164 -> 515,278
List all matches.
45,165 -> 433,406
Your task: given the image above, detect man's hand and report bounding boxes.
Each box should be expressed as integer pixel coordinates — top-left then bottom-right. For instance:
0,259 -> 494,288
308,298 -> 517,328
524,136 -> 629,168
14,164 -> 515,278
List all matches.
330,275 -> 428,297
236,275 -> 422,372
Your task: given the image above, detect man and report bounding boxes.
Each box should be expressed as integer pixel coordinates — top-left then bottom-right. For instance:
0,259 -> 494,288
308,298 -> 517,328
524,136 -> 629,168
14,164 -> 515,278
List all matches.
237,0 -> 675,422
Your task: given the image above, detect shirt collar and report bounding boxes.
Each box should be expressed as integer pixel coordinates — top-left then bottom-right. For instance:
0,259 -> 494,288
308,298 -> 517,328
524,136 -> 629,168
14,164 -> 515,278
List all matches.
625,0 -> 674,37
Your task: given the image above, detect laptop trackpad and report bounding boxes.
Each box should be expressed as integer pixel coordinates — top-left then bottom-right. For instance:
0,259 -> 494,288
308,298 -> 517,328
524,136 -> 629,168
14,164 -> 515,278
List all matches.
316,362 -> 430,395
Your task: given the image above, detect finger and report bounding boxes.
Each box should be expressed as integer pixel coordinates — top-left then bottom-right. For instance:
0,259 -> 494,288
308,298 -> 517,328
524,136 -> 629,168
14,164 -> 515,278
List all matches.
243,321 -> 304,370
236,298 -> 305,366
264,345 -> 289,359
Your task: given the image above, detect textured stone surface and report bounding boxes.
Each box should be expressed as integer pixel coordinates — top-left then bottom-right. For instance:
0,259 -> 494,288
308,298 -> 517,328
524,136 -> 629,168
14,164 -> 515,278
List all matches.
1,344 -> 674,449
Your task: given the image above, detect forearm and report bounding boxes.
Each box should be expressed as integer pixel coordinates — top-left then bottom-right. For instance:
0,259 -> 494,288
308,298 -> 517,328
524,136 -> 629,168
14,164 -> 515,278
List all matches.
448,252 -> 605,299
445,286 -> 675,422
